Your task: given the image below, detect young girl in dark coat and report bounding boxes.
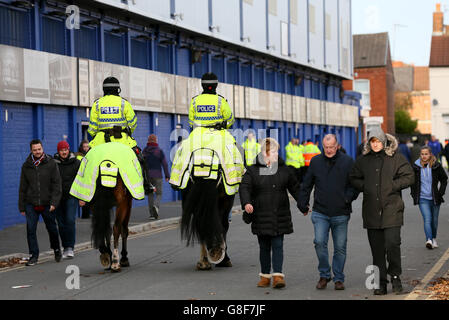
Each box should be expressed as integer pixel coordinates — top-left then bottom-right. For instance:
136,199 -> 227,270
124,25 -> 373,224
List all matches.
239,138 -> 299,288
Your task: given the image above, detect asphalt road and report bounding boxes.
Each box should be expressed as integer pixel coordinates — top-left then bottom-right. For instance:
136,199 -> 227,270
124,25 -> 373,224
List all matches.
1,195 -> 449,301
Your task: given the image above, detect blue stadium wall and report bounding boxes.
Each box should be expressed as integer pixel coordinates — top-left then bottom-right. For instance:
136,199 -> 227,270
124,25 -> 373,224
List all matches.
0,0 -> 359,230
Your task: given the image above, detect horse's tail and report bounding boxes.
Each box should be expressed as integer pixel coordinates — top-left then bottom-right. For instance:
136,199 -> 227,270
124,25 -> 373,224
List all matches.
181,178 -> 223,248
90,183 -> 114,249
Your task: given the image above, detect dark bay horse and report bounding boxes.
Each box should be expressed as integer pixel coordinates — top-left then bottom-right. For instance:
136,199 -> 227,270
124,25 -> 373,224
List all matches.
180,175 -> 235,270
81,175 -> 132,272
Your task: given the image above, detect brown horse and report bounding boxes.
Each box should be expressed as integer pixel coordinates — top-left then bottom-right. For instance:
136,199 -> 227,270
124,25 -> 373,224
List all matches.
80,175 -> 132,272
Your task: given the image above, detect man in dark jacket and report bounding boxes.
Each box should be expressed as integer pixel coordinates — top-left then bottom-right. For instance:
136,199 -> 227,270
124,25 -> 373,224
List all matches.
19,139 -> 62,266
53,141 -> 81,259
298,134 -> 359,291
350,128 -> 414,295
398,139 -> 411,163
143,134 -> 169,219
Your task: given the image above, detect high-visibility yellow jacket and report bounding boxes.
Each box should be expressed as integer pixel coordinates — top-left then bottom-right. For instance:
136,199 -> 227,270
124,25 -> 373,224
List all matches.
285,142 -> 304,169
169,127 -> 244,196
188,93 -> 234,128
303,142 -> 321,166
70,142 -> 144,201
88,95 -> 138,149
241,139 -> 261,166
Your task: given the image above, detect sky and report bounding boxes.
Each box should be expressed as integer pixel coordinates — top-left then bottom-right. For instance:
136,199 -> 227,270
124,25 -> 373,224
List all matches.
352,0 -> 449,66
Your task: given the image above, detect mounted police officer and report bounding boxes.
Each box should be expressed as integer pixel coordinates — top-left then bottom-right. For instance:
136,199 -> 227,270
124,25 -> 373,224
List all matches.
189,72 -> 234,129
87,77 -> 153,194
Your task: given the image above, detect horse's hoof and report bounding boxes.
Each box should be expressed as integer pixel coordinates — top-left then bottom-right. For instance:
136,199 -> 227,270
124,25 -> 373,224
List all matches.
111,262 -> 121,272
120,259 -> 130,267
100,253 -> 111,268
216,259 -> 232,267
196,261 -> 212,271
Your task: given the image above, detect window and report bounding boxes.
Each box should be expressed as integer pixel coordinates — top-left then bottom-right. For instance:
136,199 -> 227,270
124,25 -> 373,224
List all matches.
354,79 -> 371,110
281,21 -> 288,56
309,5 -> 316,34
269,0 -> 277,16
290,0 -> 298,25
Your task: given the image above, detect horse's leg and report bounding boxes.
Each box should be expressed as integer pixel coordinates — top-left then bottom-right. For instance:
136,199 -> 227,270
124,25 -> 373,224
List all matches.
215,190 -> 235,268
196,243 -> 212,270
120,193 -> 132,268
111,178 -> 127,272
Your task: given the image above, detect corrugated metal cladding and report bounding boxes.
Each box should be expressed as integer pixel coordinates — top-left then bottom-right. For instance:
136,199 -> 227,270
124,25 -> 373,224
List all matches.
0,0 -> 360,229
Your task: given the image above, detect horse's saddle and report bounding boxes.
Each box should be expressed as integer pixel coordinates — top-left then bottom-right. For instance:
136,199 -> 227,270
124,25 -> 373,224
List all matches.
70,142 -> 144,201
169,127 -> 245,195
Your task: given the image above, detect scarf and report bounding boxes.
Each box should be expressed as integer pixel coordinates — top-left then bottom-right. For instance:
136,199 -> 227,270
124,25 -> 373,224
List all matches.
32,154 -> 45,167
147,142 -> 158,147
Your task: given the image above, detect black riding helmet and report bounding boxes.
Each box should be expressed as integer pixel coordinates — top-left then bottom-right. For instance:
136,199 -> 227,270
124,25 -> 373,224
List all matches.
201,72 -> 218,94
103,77 -> 121,96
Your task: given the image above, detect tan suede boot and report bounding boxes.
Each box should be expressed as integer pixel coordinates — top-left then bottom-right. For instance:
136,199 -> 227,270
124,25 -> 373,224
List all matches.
257,273 -> 271,287
272,273 -> 286,288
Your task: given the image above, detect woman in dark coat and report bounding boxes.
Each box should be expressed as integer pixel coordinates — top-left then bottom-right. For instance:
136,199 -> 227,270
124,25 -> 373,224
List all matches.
410,146 -> 447,249
239,138 -> 299,289
350,128 -> 414,295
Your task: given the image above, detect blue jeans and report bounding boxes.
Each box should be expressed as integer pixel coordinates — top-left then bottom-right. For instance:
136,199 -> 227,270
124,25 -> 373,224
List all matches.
418,199 -> 440,241
257,235 -> 284,274
55,196 -> 78,249
25,204 -> 61,258
311,211 -> 349,283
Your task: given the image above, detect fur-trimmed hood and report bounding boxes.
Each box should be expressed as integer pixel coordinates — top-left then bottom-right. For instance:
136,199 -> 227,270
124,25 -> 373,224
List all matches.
362,133 -> 398,157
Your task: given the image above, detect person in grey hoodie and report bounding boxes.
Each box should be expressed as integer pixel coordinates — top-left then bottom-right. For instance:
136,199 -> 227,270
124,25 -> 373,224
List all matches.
350,128 -> 414,295
410,146 -> 447,249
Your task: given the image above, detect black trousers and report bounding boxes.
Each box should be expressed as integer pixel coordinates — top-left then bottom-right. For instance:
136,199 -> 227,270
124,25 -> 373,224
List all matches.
367,227 -> 402,285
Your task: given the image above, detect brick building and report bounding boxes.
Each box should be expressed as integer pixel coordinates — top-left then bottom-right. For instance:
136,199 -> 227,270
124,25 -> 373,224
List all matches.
393,62 -> 431,134
343,32 -> 395,135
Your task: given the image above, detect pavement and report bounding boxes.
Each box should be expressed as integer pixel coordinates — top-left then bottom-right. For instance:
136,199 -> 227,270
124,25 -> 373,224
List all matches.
0,193 -> 449,300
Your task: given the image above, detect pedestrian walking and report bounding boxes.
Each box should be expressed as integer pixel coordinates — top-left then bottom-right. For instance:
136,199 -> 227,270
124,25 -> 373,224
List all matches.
239,138 -> 299,289
410,146 -> 447,249
143,134 -> 169,219
298,134 -> 359,290
349,128 -> 414,295
398,139 -> 412,163
18,139 -> 62,266
428,135 -> 442,162
301,139 -> 321,180
75,139 -> 90,161
53,141 -> 81,259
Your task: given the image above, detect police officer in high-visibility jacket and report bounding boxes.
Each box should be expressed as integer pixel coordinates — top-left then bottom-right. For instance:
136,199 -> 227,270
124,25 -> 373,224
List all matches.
189,73 -> 234,129
241,132 -> 261,167
285,138 -> 304,183
87,77 -> 153,195
302,139 -> 321,178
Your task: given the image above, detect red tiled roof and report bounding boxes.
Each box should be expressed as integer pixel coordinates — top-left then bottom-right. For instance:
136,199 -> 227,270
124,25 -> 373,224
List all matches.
413,66 -> 429,91
429,36 -> 449,67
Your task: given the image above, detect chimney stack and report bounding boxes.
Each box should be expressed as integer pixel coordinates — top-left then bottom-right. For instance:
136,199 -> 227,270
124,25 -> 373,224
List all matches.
433,3 -> 444,36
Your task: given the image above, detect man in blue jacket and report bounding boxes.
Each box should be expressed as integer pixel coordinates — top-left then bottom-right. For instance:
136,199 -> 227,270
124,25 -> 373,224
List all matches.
298,134 -> 359,291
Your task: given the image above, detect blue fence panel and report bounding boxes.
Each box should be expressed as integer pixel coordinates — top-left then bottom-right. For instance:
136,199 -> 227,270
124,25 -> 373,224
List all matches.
276,72 -> 285,93
74,26 -> 98,60
42,106 -> 70,155
1,103 -> 34,228
265,70 -> 274,91
211,56 -> 224,82
193,53 -> 208,78
0,5 -> 31,49
104,32 -> 124,65
287,74 -> 294,95
226,60 -> 238,85
254,67 -> 263,89
241,64 -> 251,87
41,16 -> 66,55
131,39 -> 148,69
176,47 -> 190,77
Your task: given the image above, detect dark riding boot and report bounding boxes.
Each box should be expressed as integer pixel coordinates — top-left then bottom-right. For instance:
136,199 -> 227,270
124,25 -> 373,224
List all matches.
133,147 -> 154,195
